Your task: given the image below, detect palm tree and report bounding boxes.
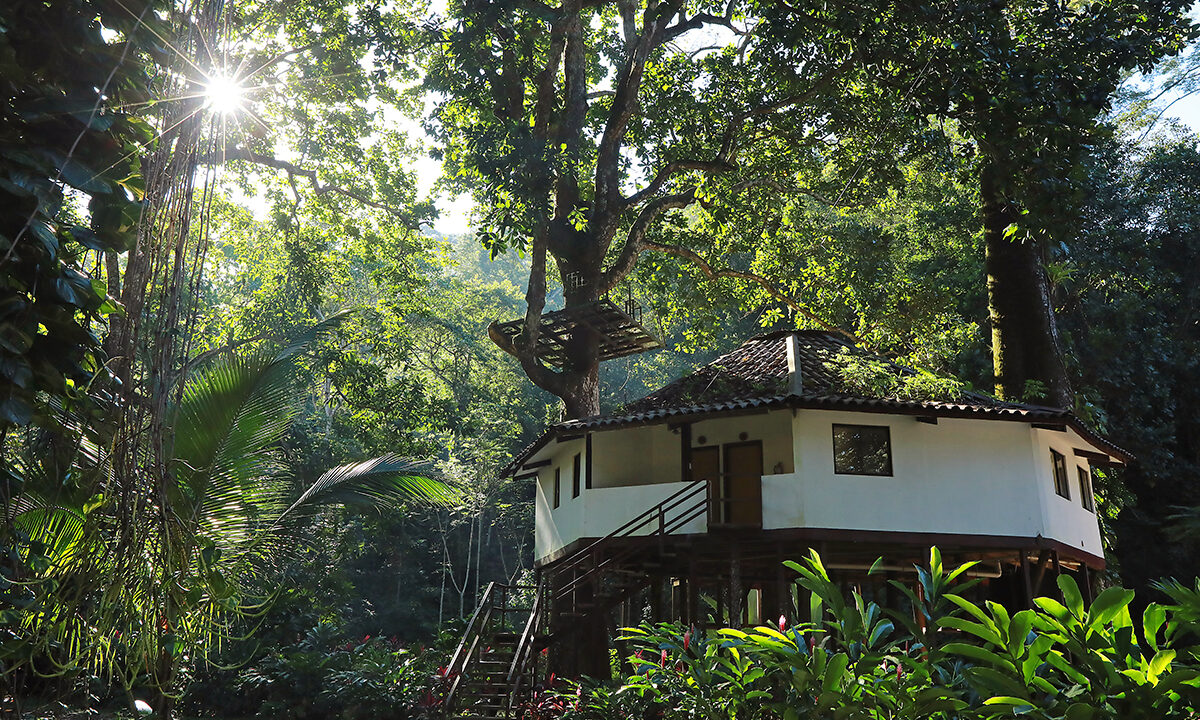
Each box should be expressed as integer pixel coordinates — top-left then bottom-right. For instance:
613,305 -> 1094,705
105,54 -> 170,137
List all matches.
3,328 -> 459,717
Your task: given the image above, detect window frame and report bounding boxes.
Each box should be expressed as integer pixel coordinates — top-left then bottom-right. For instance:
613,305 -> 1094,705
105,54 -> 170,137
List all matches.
1078,466 -> 1095,512
831,423 -> 894,477
1051,449 -> 1071,499
572,453 -> 581,498
553,467 -> 561,509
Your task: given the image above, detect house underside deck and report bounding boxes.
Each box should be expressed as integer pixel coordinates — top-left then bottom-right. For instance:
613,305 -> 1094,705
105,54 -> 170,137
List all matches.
539,525 -> 1104,573
541,525 -> 1099,626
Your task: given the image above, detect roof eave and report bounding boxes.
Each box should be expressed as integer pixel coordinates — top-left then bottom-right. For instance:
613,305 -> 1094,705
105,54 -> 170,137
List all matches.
500,394 -> 1133,477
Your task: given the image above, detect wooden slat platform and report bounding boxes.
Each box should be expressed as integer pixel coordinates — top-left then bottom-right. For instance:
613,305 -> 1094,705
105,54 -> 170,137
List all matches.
492,298 -> 662,367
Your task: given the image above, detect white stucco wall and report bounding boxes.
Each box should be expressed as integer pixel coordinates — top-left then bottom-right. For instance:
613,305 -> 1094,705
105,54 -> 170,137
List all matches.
532,409 -> 1106,564
590,424 -> 680,488
1031,428 -> 1105,558
765,411 -> 1044,537
689,411 -> 795,475
535,480 -> 707,560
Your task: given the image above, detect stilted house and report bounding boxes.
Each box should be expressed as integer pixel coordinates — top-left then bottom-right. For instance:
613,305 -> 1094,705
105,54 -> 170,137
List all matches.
443,328 -> 1128,717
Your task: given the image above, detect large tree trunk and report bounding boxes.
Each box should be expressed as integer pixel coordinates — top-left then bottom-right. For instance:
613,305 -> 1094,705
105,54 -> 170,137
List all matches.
982,161 -> 1073,409
558,264 -> 601,419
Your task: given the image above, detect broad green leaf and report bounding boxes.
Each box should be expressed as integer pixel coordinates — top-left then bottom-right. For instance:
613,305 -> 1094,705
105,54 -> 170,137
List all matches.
1089,587 -> 1136,626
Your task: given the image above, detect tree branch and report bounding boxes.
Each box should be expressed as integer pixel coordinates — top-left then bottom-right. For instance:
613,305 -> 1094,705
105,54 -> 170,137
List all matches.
661,12 -> 743,44
592,0 -> 685,217
487,223 -> 568,398
644,241 -> 856,342
623,159 -> 735,207
599,189 -> 697,292
200,148 -> 422,229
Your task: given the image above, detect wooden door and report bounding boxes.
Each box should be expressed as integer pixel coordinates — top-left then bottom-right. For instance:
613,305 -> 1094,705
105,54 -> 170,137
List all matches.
690,446 -> 721,523
724,441 -> 763,527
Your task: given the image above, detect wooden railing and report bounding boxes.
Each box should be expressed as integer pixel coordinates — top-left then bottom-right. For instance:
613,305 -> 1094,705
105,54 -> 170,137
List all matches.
550,479 -> 709,604
504,583 -> 546,717
442,582 -> 536,716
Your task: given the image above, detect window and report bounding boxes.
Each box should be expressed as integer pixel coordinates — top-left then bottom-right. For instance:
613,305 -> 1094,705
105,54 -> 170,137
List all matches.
832,424 -> 893,476
1078,466 -> 1095,512
553,468 -> 561,508
572,453 -> 581,498
1051,449 -> 1070,499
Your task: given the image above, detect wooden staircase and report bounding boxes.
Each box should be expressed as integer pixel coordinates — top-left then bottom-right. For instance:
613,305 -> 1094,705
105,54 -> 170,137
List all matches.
442,582 -> 543,719
442,480 -> 710,719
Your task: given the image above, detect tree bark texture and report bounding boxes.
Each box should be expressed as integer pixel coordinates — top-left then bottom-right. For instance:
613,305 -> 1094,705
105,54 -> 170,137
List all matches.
982,161 -> 1073,409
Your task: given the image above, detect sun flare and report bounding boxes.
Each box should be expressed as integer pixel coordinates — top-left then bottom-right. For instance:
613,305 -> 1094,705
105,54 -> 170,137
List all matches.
203,73 -> 245,115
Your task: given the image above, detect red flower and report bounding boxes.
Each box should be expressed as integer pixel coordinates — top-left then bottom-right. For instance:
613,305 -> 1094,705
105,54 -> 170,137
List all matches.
683,628 -> 691,651
660,649 -> 668,667
779,615 -> 787,632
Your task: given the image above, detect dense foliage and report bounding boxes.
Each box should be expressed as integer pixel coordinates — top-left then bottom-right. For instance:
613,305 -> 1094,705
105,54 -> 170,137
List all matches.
5,0 -> 1200,715
543,550 -> 1200,720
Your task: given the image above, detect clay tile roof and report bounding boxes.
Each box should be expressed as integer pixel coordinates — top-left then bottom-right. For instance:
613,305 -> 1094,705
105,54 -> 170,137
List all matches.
623,329 -> 921,413
501,330 -> 1131,476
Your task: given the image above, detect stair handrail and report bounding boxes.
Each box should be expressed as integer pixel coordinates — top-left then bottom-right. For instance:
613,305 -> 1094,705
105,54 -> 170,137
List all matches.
551,479 -> 708,602
504,583 -> 546,718
553,490 -> 708,601
443,581 -> 498,712
551,479 -> 705,579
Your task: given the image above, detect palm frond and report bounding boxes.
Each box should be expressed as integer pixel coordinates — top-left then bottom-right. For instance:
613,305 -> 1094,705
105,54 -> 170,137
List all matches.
277,454 -> 460,524
274,308 -> 354,362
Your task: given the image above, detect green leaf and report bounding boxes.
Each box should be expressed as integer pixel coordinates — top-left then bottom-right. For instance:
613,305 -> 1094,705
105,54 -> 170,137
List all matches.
822,653 -> 849,691
1065,703 -> 1094,720
0,394 -> 32,425
941,617 -> 1005,647
1089,587 -> 1136,626
944,642 -> 1016,670
1143,603 -> 1167,649
1058,574 -> 1085,618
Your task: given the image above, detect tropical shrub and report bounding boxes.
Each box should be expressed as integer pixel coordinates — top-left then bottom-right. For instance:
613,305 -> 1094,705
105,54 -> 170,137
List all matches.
560,548 -> 1200,720
215,621 -> 443,720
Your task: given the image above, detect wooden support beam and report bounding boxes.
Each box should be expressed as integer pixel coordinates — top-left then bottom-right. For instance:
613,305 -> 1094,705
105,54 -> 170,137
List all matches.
1021,551 -> 1034,608
1032,423 -> 1068,432
680,423 -> 692,484
1073,447 -> 1117,465
730,543 -> 744,628
1051,550 -> 1061,599
1031,549 -> 1052,597
585,433 -> 593,489
916,416 -> 938,425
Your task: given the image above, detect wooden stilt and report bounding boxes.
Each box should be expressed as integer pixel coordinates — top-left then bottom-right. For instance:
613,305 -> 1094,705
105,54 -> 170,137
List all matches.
1051,550 -> 1061,599
687,561 -> 699,626
1081,563 -> 1094,605
730,543 -> 744,627
1031,549 -> 1051,598
1021,551 -> 1034,609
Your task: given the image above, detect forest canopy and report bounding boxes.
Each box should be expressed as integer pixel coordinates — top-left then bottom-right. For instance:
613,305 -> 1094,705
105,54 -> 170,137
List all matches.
2,0 -> 1200,716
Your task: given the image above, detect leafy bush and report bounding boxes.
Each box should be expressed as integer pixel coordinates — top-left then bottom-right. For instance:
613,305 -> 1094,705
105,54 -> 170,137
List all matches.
192,621 -> 443,720
559,548 -> 1200,720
